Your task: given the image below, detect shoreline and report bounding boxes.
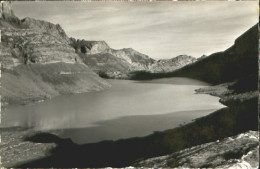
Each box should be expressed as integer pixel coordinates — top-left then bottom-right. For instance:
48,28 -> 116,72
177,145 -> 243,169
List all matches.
2,76 -> 220,113
195,82 -> 258,105
2,80 -> 258,167
1,77 -> 215,110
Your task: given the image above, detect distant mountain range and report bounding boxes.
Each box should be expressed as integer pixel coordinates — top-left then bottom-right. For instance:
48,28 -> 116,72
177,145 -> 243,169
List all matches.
70,39 -> 155,78
70,38 -> 197,78
149,55 -> 197,73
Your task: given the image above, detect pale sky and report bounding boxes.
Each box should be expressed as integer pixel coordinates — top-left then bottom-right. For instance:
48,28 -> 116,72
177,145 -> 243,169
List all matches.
13,1 -> 258,59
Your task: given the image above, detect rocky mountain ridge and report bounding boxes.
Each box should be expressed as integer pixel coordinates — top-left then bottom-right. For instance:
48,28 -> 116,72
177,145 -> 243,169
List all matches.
0,2 -> 110,106
70,38 -> 196,78
149,55 -> 197,73
70,39 -> 153,78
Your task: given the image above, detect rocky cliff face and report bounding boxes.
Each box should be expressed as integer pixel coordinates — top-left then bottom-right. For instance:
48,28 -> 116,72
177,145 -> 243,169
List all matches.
0,2 -> 110,106
79,40 -> 111,55
134,131 -> 259,168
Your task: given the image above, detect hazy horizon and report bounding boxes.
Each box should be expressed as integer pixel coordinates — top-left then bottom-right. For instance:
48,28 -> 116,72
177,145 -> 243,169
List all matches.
13,1 -> 258,59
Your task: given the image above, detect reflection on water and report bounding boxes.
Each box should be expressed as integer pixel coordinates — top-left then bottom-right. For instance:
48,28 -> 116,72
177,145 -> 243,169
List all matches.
58,109 -> 219,144
1,78 -> 225,142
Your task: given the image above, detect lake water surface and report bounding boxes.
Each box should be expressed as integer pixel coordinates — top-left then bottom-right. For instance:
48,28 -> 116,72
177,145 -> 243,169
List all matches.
1,78 -> 225,144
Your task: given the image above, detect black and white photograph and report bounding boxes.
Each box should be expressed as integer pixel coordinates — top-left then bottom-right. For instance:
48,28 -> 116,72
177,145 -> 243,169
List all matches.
0,0 -> 258,168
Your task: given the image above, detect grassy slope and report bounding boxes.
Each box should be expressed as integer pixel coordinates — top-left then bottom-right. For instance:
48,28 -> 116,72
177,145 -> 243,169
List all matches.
77,52 -> 130,73
1,63 -> 110,106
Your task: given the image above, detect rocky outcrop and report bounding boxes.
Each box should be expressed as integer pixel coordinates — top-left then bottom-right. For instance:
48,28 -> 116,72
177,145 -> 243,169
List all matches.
149,55 -> 197,73
1,29 -> 79,66
78,40 -> 110,55
112,48 -> 154,67
134,131 -> 259,168
20,17 -> 70,42
0,2 -> 110,106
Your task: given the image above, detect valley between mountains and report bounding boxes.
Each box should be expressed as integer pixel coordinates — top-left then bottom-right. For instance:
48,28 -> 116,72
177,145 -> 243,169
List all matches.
0,2 -> 258,168
1,2 -> 198,107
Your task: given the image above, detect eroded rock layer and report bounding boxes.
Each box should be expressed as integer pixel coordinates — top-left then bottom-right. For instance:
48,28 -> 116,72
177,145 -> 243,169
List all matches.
0,2 -> 110,106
